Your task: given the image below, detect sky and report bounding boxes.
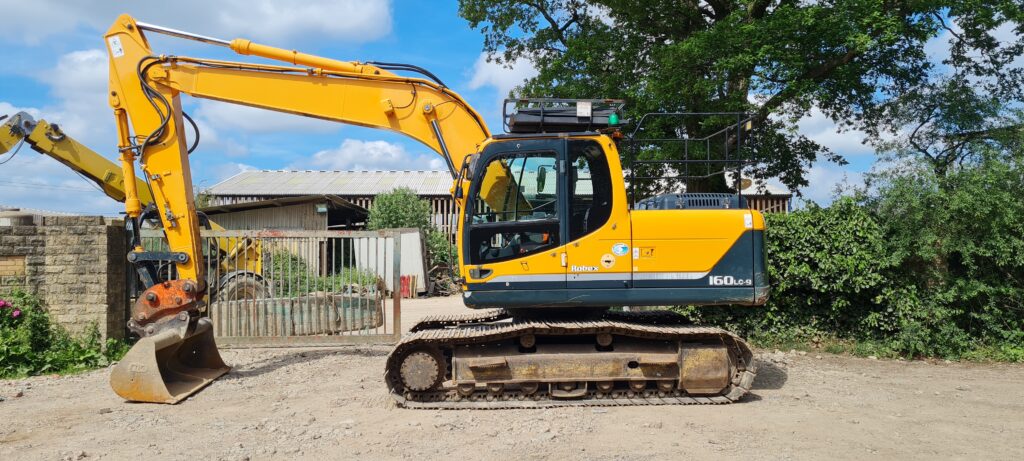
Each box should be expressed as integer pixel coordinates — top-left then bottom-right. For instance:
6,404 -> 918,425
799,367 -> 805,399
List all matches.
0,0 -> 958,215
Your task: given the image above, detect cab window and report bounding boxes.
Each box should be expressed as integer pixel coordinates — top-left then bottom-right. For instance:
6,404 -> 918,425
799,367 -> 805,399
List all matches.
568,140 -> 612,240
469,152 -> 559,264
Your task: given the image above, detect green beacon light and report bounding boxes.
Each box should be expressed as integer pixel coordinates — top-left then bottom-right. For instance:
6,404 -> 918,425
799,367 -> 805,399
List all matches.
609,112 -> 620,125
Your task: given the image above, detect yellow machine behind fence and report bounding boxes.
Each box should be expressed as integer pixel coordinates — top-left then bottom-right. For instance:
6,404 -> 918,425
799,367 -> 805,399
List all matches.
99,15 -> 768,407
0,112 -> 264,302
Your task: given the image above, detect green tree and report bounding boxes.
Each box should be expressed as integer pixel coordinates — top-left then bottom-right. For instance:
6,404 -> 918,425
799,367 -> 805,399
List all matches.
366,188 -> 456,271
459,0 -> 1024,192
872,76 -> 1024,179
366,187 -> 432,232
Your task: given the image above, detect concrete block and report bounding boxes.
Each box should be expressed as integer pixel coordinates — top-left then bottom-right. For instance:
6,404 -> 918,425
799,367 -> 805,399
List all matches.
11,226 -> 39,236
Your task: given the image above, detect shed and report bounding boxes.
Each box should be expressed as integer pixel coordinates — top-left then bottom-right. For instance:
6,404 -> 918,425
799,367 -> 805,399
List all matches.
206,170 -> 457,234
197,195 -> 428,293
199,194 -> 367,230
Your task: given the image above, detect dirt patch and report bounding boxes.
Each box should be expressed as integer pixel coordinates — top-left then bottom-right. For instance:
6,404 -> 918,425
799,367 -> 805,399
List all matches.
1,298 -> 1022,460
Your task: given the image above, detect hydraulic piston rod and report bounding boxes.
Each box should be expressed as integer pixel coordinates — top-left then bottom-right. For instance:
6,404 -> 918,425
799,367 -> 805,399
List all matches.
134,20 -> 370,74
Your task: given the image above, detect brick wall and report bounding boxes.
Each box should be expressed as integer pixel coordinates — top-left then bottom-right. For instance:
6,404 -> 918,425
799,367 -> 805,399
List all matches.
0,216 -> 127,339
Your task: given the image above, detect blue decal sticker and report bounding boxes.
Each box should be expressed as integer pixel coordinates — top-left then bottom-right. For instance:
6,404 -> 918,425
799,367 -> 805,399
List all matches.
612,243 -> 629,256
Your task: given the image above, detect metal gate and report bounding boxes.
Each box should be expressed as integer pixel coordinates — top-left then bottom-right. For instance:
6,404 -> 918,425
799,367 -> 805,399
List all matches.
132,228 -> 403,347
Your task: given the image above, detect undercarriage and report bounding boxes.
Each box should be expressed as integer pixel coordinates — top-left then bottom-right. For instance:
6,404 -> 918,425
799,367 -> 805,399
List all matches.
386,309 -> 756,409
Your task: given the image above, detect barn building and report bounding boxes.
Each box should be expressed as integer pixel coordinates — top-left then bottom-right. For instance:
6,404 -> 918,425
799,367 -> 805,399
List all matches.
203,169 -> 790,234
203,170 -> 456,233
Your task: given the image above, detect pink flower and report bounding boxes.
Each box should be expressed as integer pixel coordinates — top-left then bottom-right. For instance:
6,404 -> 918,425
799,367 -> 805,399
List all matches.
0,300 -> 9,309
10,309 -> 20,318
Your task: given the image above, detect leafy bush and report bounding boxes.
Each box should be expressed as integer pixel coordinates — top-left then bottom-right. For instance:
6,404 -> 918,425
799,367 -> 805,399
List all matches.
426,229 -> 457,267
368,187 -> 459,273
674,199 -> 905,346
268,250 -> 379,297
367,187 -> 432,232
867,159 -> 1024,359
0,289 -> 127,378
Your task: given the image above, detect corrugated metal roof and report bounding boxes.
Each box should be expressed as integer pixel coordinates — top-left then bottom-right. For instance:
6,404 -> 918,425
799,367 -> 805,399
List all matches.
208,170 -> 452,197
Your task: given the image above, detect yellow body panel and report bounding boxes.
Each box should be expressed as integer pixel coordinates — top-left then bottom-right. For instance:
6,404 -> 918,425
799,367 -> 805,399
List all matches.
457,136 -> 763,287
465,244 -> 569,285
631,209 -> 760,273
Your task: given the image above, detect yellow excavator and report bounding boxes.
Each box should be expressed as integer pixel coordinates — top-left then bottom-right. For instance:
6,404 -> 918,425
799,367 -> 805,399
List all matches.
0,111 -> 266,302
102,15 -> 767,407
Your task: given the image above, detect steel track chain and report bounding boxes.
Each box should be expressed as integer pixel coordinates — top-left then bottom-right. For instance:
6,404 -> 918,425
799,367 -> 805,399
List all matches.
387,310 -> 756,409
408,308 -> 511,332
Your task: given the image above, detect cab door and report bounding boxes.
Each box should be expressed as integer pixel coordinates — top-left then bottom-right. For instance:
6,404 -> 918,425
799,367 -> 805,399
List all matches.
462,139 -> 567,305
564,138 -> 632,291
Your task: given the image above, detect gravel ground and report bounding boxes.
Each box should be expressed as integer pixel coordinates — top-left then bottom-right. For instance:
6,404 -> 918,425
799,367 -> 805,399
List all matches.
1,296 -> 1022,460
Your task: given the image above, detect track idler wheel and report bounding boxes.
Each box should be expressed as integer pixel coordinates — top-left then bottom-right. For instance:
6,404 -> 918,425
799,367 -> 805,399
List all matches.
397,348 -> 445,392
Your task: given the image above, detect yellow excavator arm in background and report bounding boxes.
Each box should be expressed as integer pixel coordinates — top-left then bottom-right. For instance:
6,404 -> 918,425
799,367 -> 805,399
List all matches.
1,111 -> 153,204
0,111 -> 259,287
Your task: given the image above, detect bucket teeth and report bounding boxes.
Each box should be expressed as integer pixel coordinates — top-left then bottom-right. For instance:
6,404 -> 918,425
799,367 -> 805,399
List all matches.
110,318 -> 230,404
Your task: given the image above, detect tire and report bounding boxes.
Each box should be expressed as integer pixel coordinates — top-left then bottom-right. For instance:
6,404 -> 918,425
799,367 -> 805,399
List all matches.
216,275 -> 268,302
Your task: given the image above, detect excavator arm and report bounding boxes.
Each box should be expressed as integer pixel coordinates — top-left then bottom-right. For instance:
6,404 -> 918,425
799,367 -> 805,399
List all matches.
104,15 -> 490,403
0,111 -> 153,204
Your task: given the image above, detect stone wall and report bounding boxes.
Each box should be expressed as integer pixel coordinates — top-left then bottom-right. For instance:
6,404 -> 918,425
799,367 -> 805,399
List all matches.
0,216 -> 126,339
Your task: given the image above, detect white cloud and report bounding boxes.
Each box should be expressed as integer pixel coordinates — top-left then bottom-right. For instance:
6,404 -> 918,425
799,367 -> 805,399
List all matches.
192,162 -> 258,191
797,162 -> 864,206
0,102 -> 41,120
215,1 -> 392,44
796,107 -> 874,157
300,139 -> 445,171
24,48 -> 343,164
586,4 -> 615,26
2,0 -> 393,45
468,53 -> 538,102
35,49 -> 114,149
0,50 -> 124,216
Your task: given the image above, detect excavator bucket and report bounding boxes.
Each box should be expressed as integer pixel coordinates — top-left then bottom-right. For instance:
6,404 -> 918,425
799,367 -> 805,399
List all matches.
110,318 -> 229,404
